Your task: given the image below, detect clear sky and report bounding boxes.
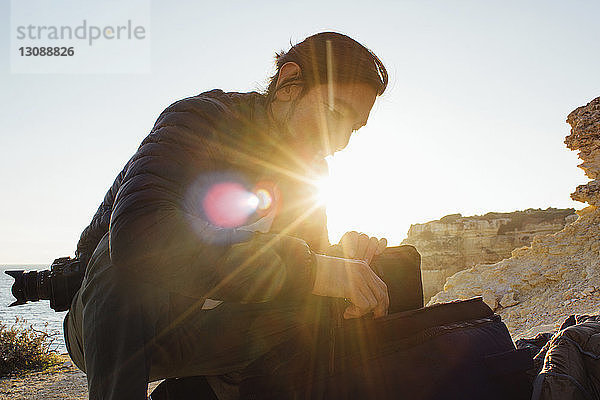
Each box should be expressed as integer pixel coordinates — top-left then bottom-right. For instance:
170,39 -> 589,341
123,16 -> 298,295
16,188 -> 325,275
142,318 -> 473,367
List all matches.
1,0 -> 599,264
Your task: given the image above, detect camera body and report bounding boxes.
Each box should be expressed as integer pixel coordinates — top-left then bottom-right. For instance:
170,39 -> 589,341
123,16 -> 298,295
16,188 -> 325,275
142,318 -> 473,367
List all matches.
6,257 -> 85,312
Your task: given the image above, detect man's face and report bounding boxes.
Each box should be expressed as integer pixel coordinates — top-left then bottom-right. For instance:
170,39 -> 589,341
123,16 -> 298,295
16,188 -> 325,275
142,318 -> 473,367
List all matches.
284,82 -> 377,159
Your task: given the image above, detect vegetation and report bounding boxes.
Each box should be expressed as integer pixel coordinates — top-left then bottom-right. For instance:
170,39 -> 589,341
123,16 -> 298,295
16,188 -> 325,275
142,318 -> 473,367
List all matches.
496,208 -> 576,235
479,208 -> 575,223
0,318 -> 61,377
439,213 -> 462,223
433,208 -> 576,235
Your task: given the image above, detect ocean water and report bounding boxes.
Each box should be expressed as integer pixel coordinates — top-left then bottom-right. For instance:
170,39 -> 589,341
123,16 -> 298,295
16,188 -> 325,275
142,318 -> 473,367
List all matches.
0,264 -> 68,354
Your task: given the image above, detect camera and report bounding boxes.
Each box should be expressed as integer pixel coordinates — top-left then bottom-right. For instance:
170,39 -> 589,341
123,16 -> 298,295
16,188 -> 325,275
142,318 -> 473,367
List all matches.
5,257 -> 85,312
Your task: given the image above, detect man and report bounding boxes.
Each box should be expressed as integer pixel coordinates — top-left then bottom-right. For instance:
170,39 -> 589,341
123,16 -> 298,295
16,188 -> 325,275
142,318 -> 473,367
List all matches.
64,32 -> 392,399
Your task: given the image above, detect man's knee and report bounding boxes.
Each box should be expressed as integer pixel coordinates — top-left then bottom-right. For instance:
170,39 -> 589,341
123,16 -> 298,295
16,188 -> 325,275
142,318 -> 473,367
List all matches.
153,297 -> 331,379
64,291 -> 86,372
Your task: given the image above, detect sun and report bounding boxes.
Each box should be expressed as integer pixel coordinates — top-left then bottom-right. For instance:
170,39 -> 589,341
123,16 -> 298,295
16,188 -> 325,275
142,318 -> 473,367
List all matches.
314,175 -> 333,206
310,152 -> 406,247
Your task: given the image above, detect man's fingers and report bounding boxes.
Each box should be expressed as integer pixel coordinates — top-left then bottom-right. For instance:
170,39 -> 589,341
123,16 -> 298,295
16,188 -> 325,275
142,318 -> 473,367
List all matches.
364,267 -> 389,316
360,260 -> 387,292
372,277 -> 389,318
376,238 -> 388,255
373,299 -> 388,319
339,232 -> 387,261
359,285 -> 379,311
347,285 -> 388,319
344,263 -> 383,318
350,279 -> 377,311
354,262 -> 389,318
363,236 -> 380,264
355,233 -> 370,259
344,304 -> 362,319
340,231 -> 359,258
345,290 -> 371,319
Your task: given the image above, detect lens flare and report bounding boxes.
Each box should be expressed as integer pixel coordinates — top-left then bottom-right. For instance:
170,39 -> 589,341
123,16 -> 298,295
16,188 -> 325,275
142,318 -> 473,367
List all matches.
202,182 -> 257,228
247,193 -> 260,209
255,188 -> 272,211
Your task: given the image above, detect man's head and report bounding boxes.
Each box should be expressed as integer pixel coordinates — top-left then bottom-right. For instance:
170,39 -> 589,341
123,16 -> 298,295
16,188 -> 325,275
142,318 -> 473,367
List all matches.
266,32 -> 388,159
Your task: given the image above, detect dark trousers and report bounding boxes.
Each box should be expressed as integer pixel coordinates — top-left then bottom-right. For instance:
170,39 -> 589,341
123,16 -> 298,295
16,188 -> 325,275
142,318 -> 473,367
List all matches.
64,234 -> 336,400
64,233 -> 422,400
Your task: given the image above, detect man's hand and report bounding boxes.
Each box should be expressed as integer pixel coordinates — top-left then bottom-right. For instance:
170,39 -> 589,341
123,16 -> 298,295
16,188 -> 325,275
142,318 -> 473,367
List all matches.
311,254 -> 389,319
338,231 -> 387,265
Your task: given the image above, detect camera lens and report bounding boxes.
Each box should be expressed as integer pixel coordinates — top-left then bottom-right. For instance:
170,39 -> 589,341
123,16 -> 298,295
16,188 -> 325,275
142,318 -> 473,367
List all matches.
5,269 -> 52,306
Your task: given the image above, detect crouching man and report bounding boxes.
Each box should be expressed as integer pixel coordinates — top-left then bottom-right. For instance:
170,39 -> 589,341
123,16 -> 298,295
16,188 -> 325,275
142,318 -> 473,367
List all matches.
64,32 -> 398,400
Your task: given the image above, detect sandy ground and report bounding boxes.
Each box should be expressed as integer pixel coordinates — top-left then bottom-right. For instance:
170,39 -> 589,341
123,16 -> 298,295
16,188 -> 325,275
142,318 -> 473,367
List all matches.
0,354 -> 161,400
0,323 -> 555,399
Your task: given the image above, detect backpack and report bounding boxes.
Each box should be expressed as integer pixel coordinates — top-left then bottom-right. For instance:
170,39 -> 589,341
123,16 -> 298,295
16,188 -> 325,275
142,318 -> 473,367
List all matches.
239,297 -> 533,400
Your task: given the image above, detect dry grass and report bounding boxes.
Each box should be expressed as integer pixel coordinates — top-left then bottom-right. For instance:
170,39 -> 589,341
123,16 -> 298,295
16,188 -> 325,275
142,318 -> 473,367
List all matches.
0,318 -> 61,377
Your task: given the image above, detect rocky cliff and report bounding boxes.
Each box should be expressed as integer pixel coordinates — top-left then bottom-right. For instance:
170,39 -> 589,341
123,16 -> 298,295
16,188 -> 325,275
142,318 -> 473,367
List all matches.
402,208 -> 576,301
429,97 -> 600,338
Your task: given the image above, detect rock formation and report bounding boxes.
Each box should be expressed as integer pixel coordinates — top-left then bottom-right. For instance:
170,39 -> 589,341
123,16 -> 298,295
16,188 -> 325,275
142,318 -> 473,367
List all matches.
402,208 -> 576,301
429,96 -> 600,338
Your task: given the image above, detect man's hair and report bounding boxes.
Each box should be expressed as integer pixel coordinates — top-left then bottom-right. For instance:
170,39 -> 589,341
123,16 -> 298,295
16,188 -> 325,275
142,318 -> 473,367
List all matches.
265,32 -> 388,102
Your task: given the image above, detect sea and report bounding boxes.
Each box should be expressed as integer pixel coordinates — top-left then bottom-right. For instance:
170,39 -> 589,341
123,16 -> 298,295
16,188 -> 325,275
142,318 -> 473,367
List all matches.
0,264 -> 68,354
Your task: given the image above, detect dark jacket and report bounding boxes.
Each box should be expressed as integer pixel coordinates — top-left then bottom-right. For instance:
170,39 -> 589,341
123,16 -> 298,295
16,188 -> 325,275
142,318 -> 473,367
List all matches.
75,89 -> 332,303
531,315 -> 600,400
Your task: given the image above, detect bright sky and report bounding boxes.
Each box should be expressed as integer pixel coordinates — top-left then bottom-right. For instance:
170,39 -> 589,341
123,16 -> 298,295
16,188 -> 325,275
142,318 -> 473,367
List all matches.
1,0 -> 598,264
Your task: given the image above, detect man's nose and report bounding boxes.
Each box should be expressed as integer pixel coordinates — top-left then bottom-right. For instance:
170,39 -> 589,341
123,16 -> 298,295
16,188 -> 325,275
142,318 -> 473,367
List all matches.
334,129 -> 353,152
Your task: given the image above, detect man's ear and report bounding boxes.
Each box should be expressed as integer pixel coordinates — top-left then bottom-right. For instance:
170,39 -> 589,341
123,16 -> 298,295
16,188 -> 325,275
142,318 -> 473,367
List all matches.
274,62 -> 303,102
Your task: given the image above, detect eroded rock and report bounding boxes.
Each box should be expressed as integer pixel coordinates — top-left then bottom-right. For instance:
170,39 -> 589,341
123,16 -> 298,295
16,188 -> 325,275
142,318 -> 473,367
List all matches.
402,208 -> 575,301
429,97 -> 600,338
482,289 -> 499,310
500,292 -> 519,308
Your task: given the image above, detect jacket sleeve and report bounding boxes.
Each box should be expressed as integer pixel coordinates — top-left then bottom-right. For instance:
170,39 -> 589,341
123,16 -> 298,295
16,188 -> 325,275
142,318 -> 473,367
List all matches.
108,98 -> 317,303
